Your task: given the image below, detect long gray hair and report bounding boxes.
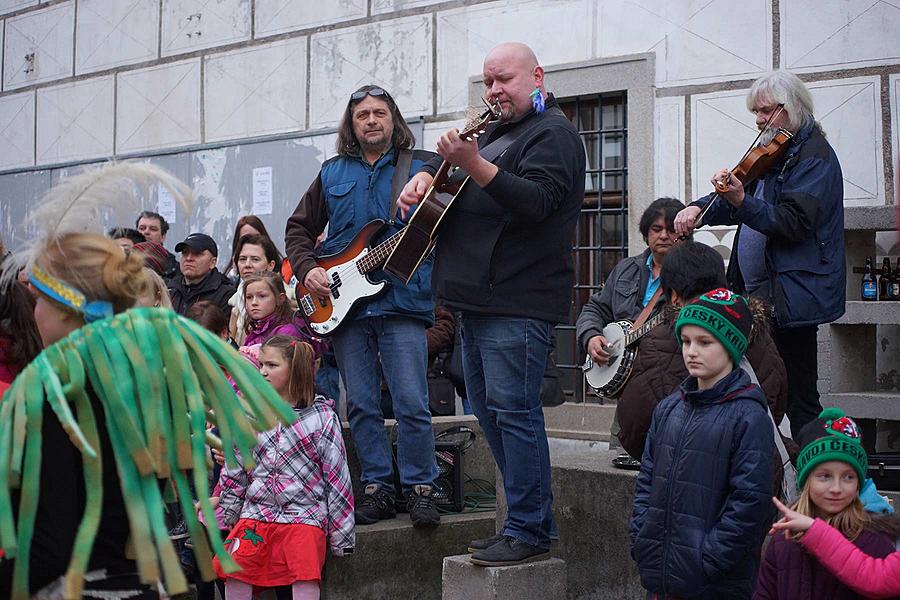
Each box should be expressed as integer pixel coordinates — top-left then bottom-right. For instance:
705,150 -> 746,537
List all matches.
746,70 -> 815,132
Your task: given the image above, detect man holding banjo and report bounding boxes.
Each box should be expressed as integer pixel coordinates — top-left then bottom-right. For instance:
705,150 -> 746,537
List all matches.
576,197 -> 683,467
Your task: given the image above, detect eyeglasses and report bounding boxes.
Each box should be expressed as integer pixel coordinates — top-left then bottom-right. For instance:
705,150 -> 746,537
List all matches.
350,87 -> 388,102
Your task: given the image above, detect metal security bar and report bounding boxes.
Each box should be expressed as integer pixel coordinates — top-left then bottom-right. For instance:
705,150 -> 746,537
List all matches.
556,92 -> 629,403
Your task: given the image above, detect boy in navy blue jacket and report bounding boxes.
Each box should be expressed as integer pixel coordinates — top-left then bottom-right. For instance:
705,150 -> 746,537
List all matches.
629,288 -> 775,600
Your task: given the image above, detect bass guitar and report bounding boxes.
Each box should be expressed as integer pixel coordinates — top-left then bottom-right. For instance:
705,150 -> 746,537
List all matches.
581,310 -> 667,398
384,101 -> 501,282
295,220 -> 404,336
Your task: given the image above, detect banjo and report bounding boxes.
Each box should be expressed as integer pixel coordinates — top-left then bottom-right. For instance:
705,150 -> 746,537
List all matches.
582,293 -> 666,398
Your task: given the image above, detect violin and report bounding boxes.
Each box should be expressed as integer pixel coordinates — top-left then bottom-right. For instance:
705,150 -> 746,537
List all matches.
691,105 -> 793,232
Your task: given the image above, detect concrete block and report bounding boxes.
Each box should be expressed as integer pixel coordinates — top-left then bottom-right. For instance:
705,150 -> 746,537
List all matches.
822,392 -> 900,421
204,38 -> 307,142
544,402 -> 615,441
36,76 -> 114,164
75,0 -> 158,75
116,58 -> 201,153
255,0 -> 366,36
442,555 -> 566,600
835,302 -> 900,325
0,91 -> 35,170
436,0 -> 593,113
828,323 -> 876,392
309,14 -> 432,128
323,512 -> 495,600
498,441 -> 643,599
3,2 -> 74,91
160,0 -> 250,57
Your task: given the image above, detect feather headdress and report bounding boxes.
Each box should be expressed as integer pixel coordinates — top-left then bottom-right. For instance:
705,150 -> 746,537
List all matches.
1,162 -> 192,288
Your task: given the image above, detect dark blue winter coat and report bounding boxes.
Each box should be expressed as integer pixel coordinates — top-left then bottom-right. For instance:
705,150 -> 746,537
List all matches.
629,368 -> 775,600
690,120 -> 845,328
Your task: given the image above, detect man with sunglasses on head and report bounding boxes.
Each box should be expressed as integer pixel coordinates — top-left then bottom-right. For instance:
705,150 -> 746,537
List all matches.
286,85 -> 440,528
398,42 -> 586,566
673,70 -> 845,439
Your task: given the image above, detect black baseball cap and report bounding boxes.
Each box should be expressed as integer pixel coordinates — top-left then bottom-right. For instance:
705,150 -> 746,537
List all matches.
175,233 -> 218,256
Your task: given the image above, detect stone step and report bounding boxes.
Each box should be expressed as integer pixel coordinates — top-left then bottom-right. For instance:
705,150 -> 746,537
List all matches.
323,511 -> 496,600
442,554 -> 566,600
543,402 -> 615,442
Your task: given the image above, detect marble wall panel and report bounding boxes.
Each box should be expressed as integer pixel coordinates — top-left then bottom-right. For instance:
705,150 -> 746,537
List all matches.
599,0 -> 770,87
421,118 -> 457,154
891,73 -> 900,207
373,0 -> 446,14
161,0 -> 250,57
0,0 -> 36,17
75,0 -> 159,75
0,91 -> 34,169
654,95 -> 684,201
782,0 -> 900,72
255,0 -> 366,36
204,37 -> 307,142
436,0 -> 593,113
692,76 -> 884,208
37,76 -> 113,164
116,58 -> 201,153
3,2 -> 73,90
309,15 -> 431,128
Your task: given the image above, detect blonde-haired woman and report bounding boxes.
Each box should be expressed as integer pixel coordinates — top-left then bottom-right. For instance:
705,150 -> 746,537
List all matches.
0,164 -> 294,600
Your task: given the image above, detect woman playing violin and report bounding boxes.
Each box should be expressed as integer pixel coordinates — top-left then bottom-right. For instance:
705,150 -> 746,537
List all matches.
673,69 -> 846,440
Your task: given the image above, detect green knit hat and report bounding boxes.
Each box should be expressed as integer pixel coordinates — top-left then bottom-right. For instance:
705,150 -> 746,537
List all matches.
674,288 -> 752,367
796,407 -> 868,490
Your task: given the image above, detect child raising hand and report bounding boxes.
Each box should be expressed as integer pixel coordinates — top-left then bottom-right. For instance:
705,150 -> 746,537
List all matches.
214,335 -> 354,599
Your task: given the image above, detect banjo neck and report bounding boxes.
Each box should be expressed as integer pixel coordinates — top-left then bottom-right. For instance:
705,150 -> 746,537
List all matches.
623,310 -> 667,347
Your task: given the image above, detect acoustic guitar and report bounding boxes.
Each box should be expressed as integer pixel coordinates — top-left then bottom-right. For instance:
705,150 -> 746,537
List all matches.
384,102 -> 501,283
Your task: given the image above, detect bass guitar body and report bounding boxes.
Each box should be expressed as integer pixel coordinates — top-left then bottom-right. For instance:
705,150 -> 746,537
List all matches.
296,220 -> 389,337
582,320 -> 638,399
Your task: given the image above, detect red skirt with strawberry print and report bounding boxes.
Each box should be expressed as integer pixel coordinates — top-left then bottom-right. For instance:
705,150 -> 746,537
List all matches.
213,518 -> 326,586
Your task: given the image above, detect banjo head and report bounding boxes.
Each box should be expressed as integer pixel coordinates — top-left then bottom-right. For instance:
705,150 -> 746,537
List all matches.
583,321 -> 632,393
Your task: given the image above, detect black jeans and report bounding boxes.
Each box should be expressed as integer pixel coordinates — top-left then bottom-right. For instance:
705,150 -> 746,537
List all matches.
773,324 -> 822,439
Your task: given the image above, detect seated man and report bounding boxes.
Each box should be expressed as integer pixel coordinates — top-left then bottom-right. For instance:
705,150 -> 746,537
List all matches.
616,241 -> 791,494
576,197 -> 682,467
168,232 -> 236,317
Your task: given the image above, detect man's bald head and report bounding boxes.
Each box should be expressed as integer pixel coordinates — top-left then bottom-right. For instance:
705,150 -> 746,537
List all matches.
482,42 -> 545,121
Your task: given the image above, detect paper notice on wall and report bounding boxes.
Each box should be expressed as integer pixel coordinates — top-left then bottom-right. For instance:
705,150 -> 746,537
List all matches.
157,185 -> 177,224
252,167 -> 273,215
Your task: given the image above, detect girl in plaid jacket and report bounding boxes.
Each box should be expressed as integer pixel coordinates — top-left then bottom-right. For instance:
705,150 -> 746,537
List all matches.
214,335 -> 355,600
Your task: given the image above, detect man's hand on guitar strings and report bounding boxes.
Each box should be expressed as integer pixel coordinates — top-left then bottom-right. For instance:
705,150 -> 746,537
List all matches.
304,266 -> 331,298
397,172 -> 434,219
436,127 -> 499,188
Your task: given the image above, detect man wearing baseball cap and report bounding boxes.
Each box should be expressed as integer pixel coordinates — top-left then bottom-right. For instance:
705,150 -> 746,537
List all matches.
168,232 -> 236,317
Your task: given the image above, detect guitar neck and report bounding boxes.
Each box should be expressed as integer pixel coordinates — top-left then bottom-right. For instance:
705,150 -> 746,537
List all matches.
624,311 -> 666,347
357,229 -> 404,274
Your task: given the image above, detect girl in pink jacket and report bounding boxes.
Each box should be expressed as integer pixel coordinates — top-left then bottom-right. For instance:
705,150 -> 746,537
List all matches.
770,496 -> 900,599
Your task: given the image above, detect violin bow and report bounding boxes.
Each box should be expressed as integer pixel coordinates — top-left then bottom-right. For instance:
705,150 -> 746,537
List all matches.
693,104 -> 786,230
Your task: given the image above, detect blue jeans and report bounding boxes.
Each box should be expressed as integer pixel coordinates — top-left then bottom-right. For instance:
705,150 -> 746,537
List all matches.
332,315 -> 436,494
314,361 -> 342,415
460,313 -> 555,548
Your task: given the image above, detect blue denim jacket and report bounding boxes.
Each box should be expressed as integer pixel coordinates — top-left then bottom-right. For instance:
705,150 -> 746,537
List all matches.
318,148 -> 435,324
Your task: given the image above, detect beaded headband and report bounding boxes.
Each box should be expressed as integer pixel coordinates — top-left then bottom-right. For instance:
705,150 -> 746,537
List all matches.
29,264 -> 113,323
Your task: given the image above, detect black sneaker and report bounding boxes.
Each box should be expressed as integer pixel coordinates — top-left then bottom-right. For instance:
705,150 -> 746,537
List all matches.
407,484 -> 440,528
611,451 -> 641,471
470,536 -> 550,567
167,518 -> 189,541
355,484 -> 396,525
467,532 -> 504,553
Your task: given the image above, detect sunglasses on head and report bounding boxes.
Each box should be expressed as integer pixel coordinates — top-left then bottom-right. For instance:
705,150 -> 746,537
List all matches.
350,87 -> 388,101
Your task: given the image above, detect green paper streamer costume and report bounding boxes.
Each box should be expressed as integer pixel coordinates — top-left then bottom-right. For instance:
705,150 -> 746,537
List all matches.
0,307 -> 297,599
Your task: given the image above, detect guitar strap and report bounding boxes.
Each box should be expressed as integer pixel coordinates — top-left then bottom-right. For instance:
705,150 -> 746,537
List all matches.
388,148 -> 413,225
631,287 -> 663,330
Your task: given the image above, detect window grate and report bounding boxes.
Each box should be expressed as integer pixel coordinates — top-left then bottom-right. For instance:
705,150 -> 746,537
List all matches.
556,92 -> 629,404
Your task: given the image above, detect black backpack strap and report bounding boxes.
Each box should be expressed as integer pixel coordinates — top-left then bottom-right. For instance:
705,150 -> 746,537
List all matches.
389,149 -> 413,225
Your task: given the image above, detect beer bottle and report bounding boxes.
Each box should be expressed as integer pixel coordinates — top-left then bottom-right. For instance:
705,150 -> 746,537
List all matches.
879,257 -> 892,301
861,257 -> 877,301
892,257 -> 900,301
